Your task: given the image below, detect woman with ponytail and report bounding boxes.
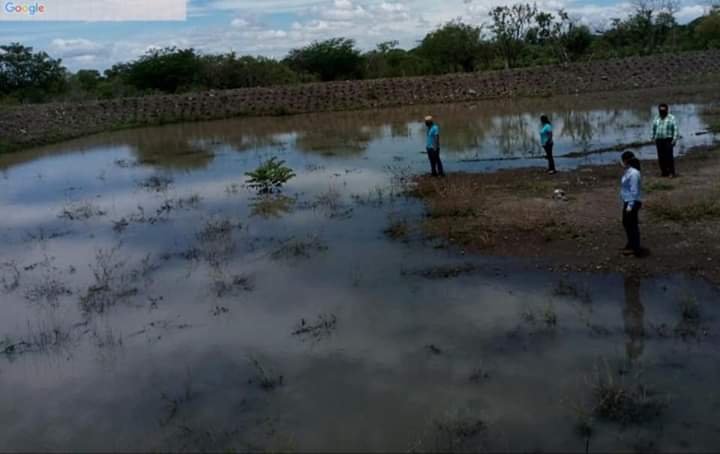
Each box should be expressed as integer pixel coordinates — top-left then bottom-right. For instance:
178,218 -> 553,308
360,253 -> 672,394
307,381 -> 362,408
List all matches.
620,151 -> 643,256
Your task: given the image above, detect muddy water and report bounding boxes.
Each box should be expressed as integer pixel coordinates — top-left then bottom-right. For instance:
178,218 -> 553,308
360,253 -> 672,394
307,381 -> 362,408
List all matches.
1,89 -> 720,452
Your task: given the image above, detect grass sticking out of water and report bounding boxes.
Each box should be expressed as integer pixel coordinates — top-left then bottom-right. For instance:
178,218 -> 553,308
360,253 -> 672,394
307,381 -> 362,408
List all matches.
292,314 -> 337,343
138,174 -> 174,192
79,248 -> 141,315
675,295 -> 705,339
212,274 -> 255,298
59,201 -> 107,221
271,235 -> 328,261
0,261 -> 20,292
589,360 -> 667,426
2,321 -> 74,358
432,409 -> 487,453
248,356 -> 284,391
384,218 -> 410,240
553,279 -> 593,304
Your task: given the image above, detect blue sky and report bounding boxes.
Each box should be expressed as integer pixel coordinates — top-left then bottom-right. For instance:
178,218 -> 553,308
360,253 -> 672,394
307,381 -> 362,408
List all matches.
0,0 -> 710,71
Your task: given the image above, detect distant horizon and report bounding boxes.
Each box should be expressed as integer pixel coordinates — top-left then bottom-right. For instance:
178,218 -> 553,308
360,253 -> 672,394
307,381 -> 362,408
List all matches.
0,0 -> 712,71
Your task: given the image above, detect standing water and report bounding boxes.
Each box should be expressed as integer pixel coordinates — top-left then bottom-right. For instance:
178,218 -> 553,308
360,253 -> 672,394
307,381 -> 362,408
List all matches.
1,88 -> 719,451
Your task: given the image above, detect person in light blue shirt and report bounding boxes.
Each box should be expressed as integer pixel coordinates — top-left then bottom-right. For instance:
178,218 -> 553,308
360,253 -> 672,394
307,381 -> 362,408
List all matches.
539,115 -> 556,174
424,115 -> 444,177
620,151 -> 643,256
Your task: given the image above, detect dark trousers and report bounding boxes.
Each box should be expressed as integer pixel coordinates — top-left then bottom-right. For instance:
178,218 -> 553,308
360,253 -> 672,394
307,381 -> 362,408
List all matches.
543,142 -> 556,172
656,138 -> 675,177
622,202 -> 642,252
427,147 -> 444,176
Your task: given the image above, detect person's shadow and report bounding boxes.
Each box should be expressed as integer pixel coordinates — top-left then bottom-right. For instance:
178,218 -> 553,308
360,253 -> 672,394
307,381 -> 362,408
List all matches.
623,276 -> 645,361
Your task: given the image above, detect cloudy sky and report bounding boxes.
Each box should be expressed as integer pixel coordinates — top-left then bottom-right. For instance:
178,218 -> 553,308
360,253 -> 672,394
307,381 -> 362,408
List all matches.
0,0 -> 710,71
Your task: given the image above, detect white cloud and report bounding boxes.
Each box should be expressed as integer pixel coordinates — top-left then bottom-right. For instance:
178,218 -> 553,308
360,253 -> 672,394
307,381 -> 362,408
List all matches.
231,18 -> 252,27
676,4 -> 707,23
49,38 -> 109,64
36,0 -> 710,70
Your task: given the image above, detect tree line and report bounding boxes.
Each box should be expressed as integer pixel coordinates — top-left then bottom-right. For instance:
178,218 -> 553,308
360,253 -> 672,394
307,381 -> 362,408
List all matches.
2,1 -> 719,104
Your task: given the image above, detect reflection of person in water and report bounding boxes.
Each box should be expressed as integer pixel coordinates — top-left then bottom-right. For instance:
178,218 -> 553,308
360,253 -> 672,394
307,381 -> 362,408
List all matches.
623,276 -> 645,361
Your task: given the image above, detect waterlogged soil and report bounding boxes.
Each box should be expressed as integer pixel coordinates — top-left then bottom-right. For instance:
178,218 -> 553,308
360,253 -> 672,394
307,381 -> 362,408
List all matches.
412,147 -> 720,284
0,87 -> 720,452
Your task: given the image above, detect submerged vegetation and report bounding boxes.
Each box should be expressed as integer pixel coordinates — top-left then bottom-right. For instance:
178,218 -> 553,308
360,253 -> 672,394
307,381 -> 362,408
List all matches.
588,360 -> 668,426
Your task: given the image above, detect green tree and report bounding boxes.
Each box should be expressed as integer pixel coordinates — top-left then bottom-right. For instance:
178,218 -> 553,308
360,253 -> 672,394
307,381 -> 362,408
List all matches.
73,69 -> 102,91
602,0 -> 679,54
490,3 -> 538,69
123,47 -> 202,93
562,23 -> 594,61
364,41 -> 431,78
526,12 -> 555,45
284,38 -> 364,81
200,53 -> 302,89
0,42 -> 66,101
696,8 -> 720,48
532,10 -> 594,62
418,21 -> 489,73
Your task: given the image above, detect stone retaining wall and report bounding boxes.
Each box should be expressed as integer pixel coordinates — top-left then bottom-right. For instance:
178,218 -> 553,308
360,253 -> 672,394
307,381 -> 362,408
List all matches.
2,50 -> 719,152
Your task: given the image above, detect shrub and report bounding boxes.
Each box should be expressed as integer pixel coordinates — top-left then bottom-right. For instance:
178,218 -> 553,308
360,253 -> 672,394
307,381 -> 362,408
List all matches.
245,157 -> 296,194
284,38 -> 364,81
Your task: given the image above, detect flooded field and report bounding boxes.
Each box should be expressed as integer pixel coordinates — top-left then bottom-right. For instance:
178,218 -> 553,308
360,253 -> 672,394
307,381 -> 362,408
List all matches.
1,88 -> 720,452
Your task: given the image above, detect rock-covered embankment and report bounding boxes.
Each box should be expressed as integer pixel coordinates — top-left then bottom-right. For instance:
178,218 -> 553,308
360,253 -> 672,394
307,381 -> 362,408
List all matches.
2,50 -> 720,152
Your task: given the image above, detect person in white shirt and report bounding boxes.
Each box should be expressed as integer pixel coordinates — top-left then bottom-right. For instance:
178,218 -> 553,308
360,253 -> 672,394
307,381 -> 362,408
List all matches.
620,151 -> 643,256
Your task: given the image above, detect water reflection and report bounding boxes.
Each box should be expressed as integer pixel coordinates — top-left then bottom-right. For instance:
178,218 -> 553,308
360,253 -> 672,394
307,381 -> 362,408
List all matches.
492,114 -> 536,156
623,276 -> 645,362
126,128 -> 216,169
294,125 -> 379,156
0,90 -> 720,450
249,195 -> 296,219
3,87 -> 717,174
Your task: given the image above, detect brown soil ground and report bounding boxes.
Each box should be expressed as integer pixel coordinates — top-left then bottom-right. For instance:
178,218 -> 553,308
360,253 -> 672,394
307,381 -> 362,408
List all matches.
410,146 -> 720,284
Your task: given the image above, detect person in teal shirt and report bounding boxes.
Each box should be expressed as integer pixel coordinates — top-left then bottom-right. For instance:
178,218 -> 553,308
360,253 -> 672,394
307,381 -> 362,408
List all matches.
539,115 -> 556,174
425,115 -> 444,177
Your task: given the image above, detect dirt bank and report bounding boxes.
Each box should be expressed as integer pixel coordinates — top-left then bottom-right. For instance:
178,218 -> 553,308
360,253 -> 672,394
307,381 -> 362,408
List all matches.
2,50 -> 720,153
408,146 -> 720,284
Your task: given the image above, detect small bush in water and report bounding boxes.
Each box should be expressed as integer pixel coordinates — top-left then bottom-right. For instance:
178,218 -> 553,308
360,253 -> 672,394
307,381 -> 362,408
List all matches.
245,157 -> 296,194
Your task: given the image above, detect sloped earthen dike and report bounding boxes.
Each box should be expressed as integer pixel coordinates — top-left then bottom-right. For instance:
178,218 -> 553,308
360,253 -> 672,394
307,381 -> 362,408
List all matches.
1,50 -> 719,152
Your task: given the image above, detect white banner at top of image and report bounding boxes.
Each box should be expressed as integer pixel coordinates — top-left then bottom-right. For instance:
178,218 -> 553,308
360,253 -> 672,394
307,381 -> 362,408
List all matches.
0,0 -> 187,21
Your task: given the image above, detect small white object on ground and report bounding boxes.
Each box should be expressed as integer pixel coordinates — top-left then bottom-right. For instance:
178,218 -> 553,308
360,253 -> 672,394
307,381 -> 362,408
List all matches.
553,189 -> 568,201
